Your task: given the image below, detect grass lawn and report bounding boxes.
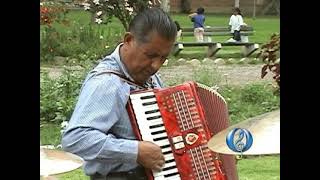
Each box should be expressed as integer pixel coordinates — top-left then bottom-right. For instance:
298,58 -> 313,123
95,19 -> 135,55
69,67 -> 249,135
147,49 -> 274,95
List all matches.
52,155 -> 280,179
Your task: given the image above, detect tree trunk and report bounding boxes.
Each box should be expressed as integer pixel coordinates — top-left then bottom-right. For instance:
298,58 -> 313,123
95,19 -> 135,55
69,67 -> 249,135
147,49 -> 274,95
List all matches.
160,0 -> 170,13
261,0 -> 277,15
235,0 -> 240,7
253,0 -> 256,19
181,0 -> 191,13
90,12 -> 95,24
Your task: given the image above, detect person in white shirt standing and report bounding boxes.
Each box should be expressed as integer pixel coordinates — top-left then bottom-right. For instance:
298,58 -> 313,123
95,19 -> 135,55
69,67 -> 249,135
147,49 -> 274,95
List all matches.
228,7 -> 245,42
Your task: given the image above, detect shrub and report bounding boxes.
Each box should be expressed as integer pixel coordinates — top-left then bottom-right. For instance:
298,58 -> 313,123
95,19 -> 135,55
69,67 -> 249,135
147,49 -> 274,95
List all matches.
257,33 -> 280,95
40,23 -> 122,62
40,66 -> 89,123
40,1 -> 70,61
219,83 -> 279,124
192,66 -> 222,87
40,1 -> 69,27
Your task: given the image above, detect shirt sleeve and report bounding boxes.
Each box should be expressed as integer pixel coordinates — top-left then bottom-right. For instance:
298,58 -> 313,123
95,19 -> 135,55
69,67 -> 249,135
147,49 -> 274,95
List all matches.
239,15 -> 244,25
153,73 -> 165,88
229,16 -> 232,25
61,74 -> 138,166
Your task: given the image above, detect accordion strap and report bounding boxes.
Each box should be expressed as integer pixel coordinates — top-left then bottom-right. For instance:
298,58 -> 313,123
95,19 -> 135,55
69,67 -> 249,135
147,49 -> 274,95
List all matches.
95,70 -> 147,89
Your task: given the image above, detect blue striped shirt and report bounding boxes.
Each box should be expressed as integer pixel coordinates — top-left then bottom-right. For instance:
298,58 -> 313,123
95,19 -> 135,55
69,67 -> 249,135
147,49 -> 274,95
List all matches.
61,44 -> 164,176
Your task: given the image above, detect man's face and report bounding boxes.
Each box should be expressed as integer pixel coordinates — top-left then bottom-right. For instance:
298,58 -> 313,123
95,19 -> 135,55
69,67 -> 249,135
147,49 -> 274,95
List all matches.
122,32 -> 175,85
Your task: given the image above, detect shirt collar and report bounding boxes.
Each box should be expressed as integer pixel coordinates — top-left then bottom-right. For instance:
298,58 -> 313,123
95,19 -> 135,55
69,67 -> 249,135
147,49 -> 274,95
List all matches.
111,43 -> 135,82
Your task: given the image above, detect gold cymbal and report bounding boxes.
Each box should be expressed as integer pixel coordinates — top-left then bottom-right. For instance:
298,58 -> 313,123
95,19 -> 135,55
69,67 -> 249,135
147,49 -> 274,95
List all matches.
208,109 -> 280,155
40,148 -> 83,176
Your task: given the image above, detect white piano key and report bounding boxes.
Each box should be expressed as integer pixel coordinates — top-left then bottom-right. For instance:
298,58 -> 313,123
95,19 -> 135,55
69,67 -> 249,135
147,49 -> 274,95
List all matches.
139,130 -> 152,137
136,121 -> 164,132
154,176 -> 168,180
142,112 -> 162,119
152,131 -> 168,138
131,104 -> 157,112
154,139 -> 171,147
141,104 -> 161,112
138,130 -> 168,144
154,174 -> 181,180
139,132 -> 153,139
163,161 -> 177,169
164,153 -> 174,161
139,128 -> 165,137
161,147 -> 172,153
132,107 -> 160,115
134,115 -> 162,123
130,101 -> 157,110
143,119 -> 164,126
153,167 -> 179,177
163,174 -> 181,180
140,136 -> 155,142
131,104 -> 160,112
162,168 -> 179,176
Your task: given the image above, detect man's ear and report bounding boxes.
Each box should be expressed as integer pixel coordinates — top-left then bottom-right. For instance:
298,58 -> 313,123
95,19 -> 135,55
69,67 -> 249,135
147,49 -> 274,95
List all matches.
123,32 -> 135,46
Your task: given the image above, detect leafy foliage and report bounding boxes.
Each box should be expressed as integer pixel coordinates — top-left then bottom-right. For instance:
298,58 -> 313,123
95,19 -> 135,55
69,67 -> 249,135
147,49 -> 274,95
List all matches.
40,1 -> 70,60
220,83 -> 279,124
40,66 -> 91,123
82,0 -> 161,30
40,1 -> 69,27
257,33 -> 280,94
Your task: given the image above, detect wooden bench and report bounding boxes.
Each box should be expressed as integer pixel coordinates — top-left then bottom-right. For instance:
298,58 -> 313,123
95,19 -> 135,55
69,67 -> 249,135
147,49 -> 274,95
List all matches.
173,26 -> 259,57
173,42 -> 222,57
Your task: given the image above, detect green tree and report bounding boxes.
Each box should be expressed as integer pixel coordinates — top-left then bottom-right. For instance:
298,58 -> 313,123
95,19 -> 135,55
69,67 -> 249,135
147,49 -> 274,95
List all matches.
82,0 -> 161,30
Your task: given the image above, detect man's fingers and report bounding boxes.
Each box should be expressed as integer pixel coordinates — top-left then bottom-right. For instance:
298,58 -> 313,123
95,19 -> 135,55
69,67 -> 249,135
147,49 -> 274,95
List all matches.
153,164 -> 163,172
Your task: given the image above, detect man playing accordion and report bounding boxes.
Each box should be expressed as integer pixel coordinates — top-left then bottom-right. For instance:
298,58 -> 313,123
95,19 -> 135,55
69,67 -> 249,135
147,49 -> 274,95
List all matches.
62,7 -> 238,180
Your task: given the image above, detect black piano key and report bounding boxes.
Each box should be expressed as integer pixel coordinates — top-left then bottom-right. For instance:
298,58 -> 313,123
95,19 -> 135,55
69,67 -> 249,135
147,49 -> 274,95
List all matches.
153,136 -> 168,141
147,115 -> 162,120
140,95 -> 156,100
151,129 -> 167,135
164,172 -> 180,178
145,109 -> 160,114
163,150 -> 173,155
162,165 -> 177,172
165,159 -> 175,164
150,124 -> 164,129
142,101 -> 157,106
160,144 -> 171,149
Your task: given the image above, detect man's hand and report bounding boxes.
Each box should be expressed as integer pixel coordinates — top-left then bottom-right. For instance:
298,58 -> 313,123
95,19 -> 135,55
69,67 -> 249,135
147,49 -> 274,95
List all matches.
137,141 -> 165,171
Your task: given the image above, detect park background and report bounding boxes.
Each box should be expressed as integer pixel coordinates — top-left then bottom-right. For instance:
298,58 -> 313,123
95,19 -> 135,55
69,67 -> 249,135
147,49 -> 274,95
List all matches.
40,0 -> 280,179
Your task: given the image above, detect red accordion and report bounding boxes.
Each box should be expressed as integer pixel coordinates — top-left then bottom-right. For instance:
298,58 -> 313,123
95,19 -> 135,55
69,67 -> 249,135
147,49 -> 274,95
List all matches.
127,81 -> 232,180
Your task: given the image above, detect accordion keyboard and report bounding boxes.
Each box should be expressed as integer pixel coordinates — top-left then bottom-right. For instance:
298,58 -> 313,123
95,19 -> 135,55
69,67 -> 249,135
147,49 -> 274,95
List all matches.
130,91 -> 181,179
